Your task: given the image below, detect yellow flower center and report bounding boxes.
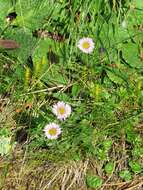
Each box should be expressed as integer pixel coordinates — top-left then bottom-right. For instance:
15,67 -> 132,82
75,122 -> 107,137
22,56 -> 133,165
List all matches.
48,128 -> 57,136
58,107 -> 65,115
82,41 -> 90,49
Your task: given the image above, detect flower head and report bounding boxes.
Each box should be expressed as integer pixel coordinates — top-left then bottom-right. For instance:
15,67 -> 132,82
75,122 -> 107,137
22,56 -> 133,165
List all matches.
52,101 -> 71,120
77,37 -> 94,54
44,123 -> 61,140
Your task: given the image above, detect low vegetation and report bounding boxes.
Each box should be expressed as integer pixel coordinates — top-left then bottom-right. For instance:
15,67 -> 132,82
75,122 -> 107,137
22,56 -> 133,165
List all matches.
0,0 -> 143,189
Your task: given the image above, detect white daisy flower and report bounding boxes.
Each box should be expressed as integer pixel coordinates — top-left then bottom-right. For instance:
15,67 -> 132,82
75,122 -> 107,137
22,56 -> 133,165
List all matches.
52,101 -> 71,120
43,123 -> 61,140
77,37 -> 95,54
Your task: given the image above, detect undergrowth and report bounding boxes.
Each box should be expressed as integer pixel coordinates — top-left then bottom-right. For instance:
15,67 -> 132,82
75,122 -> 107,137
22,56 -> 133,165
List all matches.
0,0 -> 143,189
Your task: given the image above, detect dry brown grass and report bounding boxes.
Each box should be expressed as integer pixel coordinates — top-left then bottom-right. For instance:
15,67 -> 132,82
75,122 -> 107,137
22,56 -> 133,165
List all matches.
1,145 -> 143,190
0,97 -> 16,129
1,148 -> 88,190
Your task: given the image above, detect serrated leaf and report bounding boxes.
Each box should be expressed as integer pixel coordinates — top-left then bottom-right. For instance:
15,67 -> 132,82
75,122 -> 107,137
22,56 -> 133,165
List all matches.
107,70 -> 123,84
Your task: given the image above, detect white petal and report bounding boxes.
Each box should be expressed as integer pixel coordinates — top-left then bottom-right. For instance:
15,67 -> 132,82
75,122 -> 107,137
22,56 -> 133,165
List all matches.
44,123 -> 62,139
52,101 -> 71,120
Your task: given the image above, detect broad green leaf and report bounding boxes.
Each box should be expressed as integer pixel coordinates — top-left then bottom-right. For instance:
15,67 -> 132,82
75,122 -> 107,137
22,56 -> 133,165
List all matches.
0,0 -> 11,20
134,0 -> 143,8
5,28 -> 37,62
122,43 -> 142,68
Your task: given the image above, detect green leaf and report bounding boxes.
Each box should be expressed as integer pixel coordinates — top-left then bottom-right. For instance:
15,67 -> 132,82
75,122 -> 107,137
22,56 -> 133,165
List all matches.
122,43 -> 142,68
107,70 -> 124,84
103,140 -> 112,151
5,28 -> 37,62
129,161 -> 142,174
132,147 -> 143,157
71,84 -> 81,97
119,170 -> 132,181
53,92 -> 70,101
134,0 -> 143,8
71,153 -> 81,161
125,125 -> 136,144
41,64 -> 68,85
78,120 -> 93,149
104,162 -> 114,175
86,175 -> 103,188
0,0 -> 11,27
15,0 -> 55,30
